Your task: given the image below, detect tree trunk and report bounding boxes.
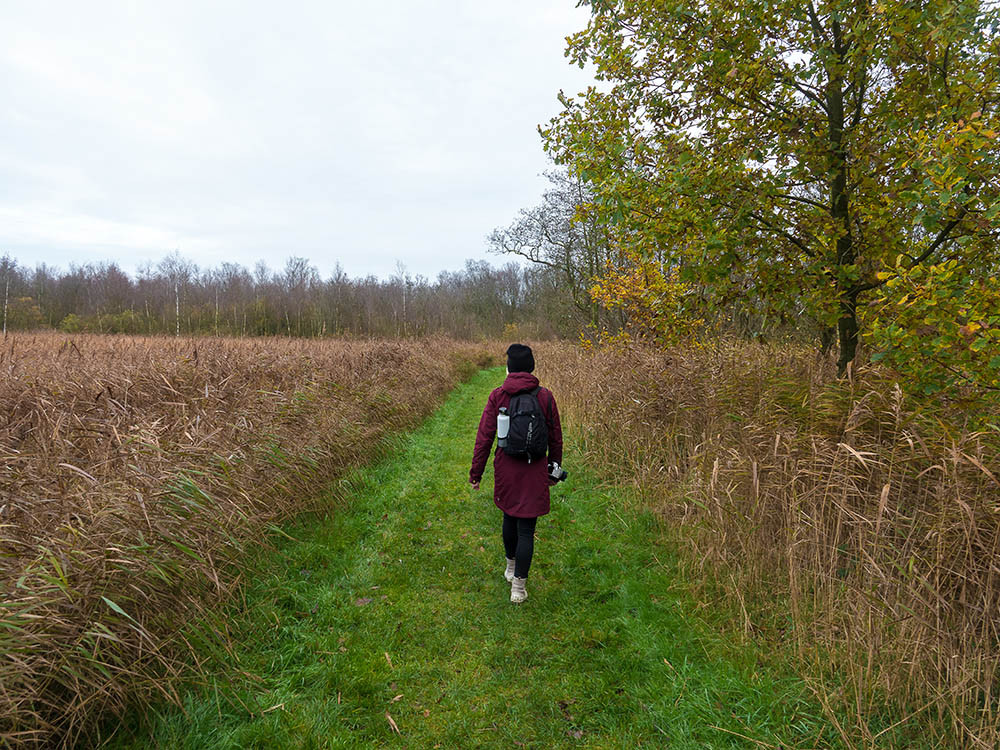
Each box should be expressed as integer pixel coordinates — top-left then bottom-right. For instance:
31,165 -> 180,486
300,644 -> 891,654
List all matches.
827,19 -> 856,376
836,294 -> 858,375
819,324 -> 836,355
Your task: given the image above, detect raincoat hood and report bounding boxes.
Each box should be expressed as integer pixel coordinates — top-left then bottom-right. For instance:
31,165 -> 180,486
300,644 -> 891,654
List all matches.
501,371 -> 539,395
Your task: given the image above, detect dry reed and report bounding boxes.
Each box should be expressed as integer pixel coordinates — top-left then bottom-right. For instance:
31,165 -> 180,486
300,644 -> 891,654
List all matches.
536,340 -> 1000,748
0,332 -> 493,748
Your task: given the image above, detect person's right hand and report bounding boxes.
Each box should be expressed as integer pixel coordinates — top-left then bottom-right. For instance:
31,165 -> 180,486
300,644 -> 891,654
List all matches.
470,480 -> 480,491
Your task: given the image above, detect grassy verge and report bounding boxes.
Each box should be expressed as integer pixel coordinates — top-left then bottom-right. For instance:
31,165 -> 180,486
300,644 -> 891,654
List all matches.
110,367 -> 844,749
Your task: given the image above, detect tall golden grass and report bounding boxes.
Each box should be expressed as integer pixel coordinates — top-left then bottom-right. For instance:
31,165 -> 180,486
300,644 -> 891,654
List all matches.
537,340 -> 1000,748
0,333 -> 493,747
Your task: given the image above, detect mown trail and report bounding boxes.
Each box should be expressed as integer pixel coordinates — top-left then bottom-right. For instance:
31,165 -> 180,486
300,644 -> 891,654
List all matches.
116,369 -> 837,749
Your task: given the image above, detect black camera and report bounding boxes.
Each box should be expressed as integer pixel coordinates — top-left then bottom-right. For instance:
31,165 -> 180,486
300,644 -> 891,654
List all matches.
547,461 -> 568,483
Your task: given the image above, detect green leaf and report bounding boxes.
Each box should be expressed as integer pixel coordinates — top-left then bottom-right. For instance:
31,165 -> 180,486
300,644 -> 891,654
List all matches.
101,596 -> 138,623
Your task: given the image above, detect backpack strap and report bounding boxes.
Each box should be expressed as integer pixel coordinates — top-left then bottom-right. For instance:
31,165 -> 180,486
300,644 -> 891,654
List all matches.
531,386 -> 550,420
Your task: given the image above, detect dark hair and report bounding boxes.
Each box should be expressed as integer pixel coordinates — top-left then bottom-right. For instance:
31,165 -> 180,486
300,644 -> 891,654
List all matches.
506,343 -> 535,373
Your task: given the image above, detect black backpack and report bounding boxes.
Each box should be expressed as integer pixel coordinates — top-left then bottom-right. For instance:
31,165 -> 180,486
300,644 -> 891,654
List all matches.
503,387 -> 548,462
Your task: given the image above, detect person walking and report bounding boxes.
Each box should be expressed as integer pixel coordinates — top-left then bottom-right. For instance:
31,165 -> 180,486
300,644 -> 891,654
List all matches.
469,343 -> 563,603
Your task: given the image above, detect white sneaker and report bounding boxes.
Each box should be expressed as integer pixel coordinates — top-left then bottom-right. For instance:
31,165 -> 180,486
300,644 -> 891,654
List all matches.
510,576 -> 528,603
504,558 -> 516,583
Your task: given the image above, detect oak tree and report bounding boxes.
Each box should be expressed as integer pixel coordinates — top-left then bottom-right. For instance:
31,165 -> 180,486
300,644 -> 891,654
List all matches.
544,0 -> 1000,374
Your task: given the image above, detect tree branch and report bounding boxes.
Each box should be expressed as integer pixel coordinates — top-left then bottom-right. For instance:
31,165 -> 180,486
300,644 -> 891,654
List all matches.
805,2 -> 827,46
746,210 -> 818,257
852,207 -> 969,294
495,243 -> 562,271
774,193 -> 829,210
908,207 -> 969,268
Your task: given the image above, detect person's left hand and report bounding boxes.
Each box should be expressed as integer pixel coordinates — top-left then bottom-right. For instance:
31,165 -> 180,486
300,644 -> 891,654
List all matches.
470,480 -> 480,491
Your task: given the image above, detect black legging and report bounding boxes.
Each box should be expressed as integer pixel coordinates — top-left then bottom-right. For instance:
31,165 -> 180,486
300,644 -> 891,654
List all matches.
502,513 -> 538,579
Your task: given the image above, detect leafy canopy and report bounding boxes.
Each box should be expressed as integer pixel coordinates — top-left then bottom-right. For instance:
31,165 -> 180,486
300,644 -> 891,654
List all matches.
544,0 -> 1000,384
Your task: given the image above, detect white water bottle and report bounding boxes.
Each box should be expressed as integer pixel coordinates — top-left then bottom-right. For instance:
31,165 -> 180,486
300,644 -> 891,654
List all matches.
497,407 -> 510,449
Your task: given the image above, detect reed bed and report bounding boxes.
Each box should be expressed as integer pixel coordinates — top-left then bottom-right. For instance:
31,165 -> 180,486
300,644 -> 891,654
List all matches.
536,340 -> 1000,748
0,332 -> 493,748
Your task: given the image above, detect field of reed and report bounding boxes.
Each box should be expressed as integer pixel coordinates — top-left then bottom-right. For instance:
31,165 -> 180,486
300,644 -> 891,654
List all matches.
0,333 -> 492,747
537,341 -> 1000,749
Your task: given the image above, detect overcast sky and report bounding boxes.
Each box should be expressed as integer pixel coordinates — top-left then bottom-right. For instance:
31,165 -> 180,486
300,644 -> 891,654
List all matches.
0,1 -> 593,280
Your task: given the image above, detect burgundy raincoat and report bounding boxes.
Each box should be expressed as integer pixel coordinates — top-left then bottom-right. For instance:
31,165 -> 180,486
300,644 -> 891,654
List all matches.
470,372 -> 563,518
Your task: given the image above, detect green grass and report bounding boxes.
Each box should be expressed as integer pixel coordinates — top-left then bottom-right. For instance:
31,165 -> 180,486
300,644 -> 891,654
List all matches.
110,368 -> 841,749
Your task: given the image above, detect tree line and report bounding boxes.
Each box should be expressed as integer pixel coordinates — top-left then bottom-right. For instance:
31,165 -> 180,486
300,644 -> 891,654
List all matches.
0,169 -> 637,341
0,253 -> 579,339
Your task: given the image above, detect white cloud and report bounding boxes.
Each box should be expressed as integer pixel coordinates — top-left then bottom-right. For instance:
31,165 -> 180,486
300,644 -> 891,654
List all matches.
0,203 -> 215,257
0,0 -> 593,278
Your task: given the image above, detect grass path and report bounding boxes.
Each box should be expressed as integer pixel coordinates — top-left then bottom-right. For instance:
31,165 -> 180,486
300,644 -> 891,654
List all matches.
115,369 -> 838,748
